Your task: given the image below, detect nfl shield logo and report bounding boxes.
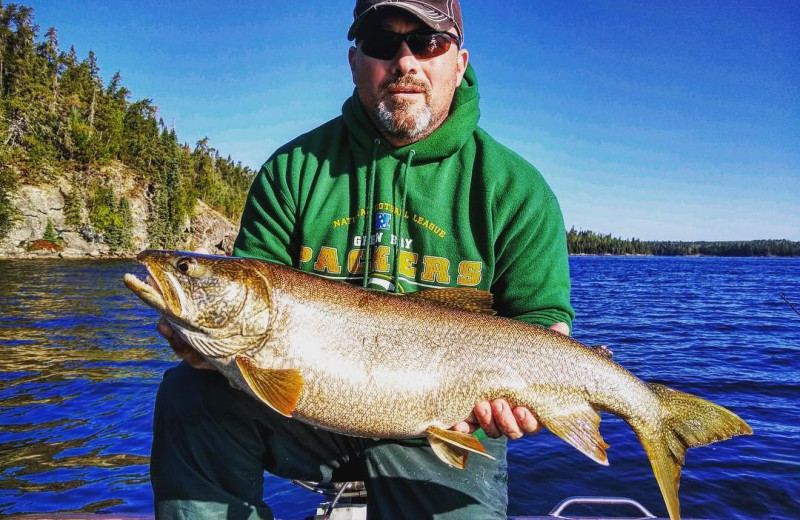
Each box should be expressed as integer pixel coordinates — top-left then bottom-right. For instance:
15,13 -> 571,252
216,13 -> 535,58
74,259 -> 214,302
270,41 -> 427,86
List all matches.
375,212 -> 391,231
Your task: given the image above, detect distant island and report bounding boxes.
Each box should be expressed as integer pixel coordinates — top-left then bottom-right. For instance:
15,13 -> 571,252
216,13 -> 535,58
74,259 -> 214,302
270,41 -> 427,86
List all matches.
567,228 -> 800,257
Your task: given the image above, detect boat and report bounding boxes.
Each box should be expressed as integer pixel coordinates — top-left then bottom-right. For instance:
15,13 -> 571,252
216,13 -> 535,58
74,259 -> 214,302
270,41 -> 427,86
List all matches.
292,480 -> 709,520
5,481 -> 711,520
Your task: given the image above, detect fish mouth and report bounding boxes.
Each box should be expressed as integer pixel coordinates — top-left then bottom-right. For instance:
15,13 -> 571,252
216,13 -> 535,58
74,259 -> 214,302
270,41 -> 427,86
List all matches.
124,271 -> 170,314
124,253 -> 185,319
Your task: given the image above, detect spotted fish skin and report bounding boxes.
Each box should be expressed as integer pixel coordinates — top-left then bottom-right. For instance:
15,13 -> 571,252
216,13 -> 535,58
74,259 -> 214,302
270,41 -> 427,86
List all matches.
124,250 -> 752,520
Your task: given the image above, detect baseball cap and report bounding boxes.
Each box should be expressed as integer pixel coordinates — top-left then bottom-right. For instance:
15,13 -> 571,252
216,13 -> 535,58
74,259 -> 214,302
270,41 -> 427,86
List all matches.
347,0 -> 463,42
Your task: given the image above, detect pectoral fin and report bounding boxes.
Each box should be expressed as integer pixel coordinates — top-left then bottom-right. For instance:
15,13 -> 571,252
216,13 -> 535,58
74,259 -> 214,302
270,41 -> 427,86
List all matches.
235,356 -> 303,417
426,426 -> 495,469
538,402 -> 610,465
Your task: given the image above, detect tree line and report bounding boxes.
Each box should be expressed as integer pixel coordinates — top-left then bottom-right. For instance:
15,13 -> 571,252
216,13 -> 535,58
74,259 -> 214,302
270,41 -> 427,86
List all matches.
0,2 -> 254,249
567,228 -> 800,257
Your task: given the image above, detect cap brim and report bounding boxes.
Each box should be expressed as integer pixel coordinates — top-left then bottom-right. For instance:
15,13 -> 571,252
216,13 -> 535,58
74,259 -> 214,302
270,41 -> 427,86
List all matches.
348,1 -> 456,40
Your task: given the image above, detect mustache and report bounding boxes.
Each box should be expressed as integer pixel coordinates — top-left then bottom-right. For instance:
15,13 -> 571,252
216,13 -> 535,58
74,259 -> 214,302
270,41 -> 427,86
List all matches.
380,75 -> 430,94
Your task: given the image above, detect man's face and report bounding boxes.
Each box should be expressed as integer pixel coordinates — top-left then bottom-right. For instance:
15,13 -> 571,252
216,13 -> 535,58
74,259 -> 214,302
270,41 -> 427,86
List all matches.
348,10 -> 469,147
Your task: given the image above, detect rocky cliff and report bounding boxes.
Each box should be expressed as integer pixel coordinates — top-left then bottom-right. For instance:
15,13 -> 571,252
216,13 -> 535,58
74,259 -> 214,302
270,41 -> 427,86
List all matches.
0,165 -> 239,259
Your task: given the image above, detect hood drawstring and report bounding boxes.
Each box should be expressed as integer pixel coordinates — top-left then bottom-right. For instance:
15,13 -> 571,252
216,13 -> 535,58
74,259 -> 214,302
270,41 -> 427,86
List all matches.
362,139 -> 380,288
392,149 -> 415,292
362,141 -> 415,292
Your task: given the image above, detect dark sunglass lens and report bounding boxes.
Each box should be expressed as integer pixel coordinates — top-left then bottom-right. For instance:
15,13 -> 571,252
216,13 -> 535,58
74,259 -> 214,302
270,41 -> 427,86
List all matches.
408,33 -> 452,59
360,30 -> 402,60
361,39 -> 397,60
359,31 -> 455,60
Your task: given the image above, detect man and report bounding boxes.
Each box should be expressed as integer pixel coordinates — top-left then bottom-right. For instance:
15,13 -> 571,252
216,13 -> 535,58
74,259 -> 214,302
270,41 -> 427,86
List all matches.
153,1 -> 574,518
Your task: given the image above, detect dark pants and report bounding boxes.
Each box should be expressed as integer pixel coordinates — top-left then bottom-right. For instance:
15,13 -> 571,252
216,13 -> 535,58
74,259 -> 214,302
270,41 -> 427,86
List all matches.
151,362 -> 509,520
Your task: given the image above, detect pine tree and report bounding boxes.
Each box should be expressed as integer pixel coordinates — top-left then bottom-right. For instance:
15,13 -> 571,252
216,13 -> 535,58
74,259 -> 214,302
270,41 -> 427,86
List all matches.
0,166 -> 19,238
88,183 -> 116,236
147,168 -> 170,248
62,175 -> 84,228
43,218 -> 57,242
118,196 -> 134,250
96,71 -> 128,160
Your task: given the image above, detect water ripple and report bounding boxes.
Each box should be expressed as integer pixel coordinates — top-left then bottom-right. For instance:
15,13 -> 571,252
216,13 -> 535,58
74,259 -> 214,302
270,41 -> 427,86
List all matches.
0,257 -> 798,519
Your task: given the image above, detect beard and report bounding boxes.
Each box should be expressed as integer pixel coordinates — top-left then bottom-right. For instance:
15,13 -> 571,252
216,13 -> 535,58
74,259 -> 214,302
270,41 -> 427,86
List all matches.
370,75 -> 437,143
375,99 -> 433,142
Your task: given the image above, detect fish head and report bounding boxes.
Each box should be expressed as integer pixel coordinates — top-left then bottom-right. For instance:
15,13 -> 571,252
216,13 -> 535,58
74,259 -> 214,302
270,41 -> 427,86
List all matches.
124,250 -> 272,358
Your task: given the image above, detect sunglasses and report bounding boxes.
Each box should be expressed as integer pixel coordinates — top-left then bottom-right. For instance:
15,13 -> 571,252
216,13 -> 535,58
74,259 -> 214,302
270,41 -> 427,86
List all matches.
358,29 -> 461,61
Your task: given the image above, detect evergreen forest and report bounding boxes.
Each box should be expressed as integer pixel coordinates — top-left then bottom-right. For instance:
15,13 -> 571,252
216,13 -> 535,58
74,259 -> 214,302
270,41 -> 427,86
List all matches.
0,3 -> 254,249
567,228 -> 800,257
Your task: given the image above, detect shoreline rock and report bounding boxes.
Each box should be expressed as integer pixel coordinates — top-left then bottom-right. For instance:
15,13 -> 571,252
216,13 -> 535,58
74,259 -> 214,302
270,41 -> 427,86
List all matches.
1,165 -> 238,260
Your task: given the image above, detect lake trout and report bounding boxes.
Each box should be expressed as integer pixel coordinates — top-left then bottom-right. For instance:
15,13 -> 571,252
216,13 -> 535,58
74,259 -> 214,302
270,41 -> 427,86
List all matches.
124,250 -> 751,520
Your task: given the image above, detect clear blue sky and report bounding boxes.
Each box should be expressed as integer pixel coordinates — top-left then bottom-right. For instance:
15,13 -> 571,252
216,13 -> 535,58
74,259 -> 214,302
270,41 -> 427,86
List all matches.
25,0 -> 799,240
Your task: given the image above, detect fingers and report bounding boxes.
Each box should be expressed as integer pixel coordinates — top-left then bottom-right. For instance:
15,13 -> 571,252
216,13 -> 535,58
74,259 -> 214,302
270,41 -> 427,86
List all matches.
451,421 -> 472,434
157,317 -> 175,342
491,399 -> 523,440
513,406 -> 542,435
474,400 -> 500,438
157,317 -> 215,370
452,410 -> 480,434
158,317 -> 188,355
549,322 -> 570,336
461,400 -> 541,440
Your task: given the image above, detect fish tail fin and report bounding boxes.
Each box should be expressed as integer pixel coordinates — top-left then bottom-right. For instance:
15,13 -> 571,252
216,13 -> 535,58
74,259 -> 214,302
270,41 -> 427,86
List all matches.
631,383 -> 752,520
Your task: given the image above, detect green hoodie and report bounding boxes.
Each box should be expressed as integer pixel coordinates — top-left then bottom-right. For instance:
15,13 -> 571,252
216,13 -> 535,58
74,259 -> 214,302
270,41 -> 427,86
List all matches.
234,65 -> 574,329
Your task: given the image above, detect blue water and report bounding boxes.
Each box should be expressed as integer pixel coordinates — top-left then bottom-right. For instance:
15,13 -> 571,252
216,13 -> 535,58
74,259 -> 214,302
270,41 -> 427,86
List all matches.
0,257 -> 798,519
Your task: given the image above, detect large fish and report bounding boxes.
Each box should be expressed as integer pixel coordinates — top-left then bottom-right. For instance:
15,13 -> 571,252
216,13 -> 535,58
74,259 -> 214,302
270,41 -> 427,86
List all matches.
124,250 -> 751,520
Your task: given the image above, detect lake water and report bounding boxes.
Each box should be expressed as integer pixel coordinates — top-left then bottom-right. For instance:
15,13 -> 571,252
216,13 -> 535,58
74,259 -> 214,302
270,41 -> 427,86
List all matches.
0,256 -> 798,519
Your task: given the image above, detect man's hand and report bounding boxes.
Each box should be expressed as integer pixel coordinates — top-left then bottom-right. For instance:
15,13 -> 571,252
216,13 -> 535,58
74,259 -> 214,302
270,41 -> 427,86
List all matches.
158,318 -> 216,370
451,322 -> 569,439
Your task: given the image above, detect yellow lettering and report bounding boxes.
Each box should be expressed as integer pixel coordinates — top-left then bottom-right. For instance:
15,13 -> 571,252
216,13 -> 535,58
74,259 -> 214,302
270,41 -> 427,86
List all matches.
299,246 -> 313,264
347,249 -> 364,274
372,246 -> 391,273
457,261 -> 483,287
397,251 -> 418,279
313,246 -> 342,274
420,256 -> 451,284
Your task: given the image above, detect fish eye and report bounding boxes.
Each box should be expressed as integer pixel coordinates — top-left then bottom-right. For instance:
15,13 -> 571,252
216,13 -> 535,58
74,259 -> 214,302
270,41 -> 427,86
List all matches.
176,257 -> 196,275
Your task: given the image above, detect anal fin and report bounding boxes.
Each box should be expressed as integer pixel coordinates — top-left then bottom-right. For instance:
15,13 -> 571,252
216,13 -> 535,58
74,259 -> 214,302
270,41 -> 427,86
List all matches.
235,356 -> 303,417
426,426 -> 495,469
539,402 -> 610,465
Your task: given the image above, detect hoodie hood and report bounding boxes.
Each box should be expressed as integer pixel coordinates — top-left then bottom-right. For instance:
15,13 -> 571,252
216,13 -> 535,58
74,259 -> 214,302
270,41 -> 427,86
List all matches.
342,63 -> 480,161
234,61 -> 573,327
340,64 -> 481,288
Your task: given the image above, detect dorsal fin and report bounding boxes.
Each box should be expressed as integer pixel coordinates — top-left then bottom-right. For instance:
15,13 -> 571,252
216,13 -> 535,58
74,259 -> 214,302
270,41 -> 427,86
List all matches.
407,288 -> 496,315
591,344 -> 614,359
